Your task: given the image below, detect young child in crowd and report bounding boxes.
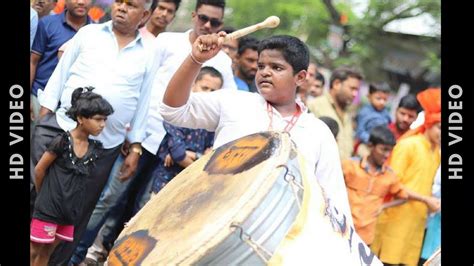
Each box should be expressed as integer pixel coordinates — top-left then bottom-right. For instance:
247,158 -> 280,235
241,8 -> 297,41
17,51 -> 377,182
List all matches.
342,125 -> 440,246
151,66 -> 223,194
30,87 -> 114,266
354,83 -> 392,157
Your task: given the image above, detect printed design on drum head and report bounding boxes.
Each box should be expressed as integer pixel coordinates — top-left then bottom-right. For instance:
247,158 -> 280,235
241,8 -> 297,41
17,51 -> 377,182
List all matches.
205,132 -> 280,175
107,230 -> 157,265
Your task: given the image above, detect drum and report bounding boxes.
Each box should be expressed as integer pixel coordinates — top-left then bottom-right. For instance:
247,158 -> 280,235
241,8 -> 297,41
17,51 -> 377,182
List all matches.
107,131 -> 382,265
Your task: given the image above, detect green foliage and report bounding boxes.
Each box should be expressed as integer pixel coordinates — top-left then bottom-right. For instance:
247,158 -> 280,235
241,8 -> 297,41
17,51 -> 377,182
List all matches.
224,0 -> 440,83
226,0 -> 331,59
336,0 -> 441,81
420,50 -> 440,74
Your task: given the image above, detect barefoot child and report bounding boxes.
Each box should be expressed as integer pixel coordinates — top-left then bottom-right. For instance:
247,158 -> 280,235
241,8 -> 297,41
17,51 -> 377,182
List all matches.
30,87 -> 114,266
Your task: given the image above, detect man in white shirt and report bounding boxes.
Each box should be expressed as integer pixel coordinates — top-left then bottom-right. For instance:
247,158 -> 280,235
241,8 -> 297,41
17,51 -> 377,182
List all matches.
144,0 -> 235,160
32,0 -> 154,264
126,0 -> 235,210
123,0 -> 236,209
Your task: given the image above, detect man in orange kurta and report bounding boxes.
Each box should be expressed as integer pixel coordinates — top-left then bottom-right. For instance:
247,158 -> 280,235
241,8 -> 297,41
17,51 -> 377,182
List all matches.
371,88 -> 441,266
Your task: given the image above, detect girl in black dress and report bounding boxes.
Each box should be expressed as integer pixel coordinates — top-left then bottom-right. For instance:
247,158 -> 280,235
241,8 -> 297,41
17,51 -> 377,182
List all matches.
30,87 -> 114,266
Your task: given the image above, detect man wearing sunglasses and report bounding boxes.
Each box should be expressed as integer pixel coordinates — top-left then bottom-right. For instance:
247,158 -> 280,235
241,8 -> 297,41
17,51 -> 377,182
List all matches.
148,0 -> 236,96
137,3 -> 236,208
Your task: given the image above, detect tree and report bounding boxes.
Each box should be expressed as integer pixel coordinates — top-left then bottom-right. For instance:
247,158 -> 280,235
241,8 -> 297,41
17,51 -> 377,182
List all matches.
225,0 -> 440,86
225,0 -> 351,63
323,0 -> 440,84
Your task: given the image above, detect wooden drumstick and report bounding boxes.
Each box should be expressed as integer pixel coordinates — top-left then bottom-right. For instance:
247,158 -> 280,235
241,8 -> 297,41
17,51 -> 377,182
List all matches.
225,16 -> 280,41
198,16 -> 280,52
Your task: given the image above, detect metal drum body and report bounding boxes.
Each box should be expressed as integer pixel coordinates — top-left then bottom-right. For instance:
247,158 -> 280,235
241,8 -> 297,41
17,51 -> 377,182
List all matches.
107,132 -> 303,265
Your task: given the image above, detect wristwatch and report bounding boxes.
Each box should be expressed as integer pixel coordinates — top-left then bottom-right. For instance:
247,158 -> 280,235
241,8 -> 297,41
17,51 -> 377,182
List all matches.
129,146 -> 143,156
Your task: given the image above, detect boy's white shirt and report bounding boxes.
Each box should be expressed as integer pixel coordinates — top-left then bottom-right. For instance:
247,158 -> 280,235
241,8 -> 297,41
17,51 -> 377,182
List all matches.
160,89 -> 353,226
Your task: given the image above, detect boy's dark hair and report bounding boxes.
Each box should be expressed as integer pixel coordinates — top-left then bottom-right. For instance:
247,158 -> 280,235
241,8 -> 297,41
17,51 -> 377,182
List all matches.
329,66 -> 363,89
196,66 -> 223,85
319,116 -> 339,138
315,71 -> 325,86
152,0 -> 182,12
368,83 -> 391,94
238,36 -> 259,55
257,35 -> 309,74
66,87 -> 114,122
398,94 -> 421,112
368,125 -> 396,146
196,0 -> 225,10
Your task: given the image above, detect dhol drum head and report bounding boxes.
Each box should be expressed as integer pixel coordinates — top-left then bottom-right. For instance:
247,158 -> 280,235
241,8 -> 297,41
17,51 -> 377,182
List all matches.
108,132 -> 303,265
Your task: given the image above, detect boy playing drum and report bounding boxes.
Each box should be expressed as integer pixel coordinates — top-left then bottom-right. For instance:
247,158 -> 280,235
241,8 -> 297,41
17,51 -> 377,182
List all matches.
160,32 -> 382,265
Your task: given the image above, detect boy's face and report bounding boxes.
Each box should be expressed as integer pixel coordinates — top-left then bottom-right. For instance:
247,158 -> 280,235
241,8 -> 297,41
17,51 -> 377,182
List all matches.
395,107 -> 418,131
369,143 -> 393,167
369,91 -> 389,111
192,74 -> 223,93
256,49 -> 306,105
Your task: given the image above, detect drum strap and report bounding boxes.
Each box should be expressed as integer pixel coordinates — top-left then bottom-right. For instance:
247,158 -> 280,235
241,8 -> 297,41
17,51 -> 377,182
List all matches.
268,152 -> 311,265
230,223 -> 273,263
266,102 -> 302,132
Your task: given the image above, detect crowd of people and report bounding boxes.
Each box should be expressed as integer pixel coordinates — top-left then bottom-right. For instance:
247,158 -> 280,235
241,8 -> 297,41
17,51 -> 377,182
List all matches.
29,0 -> 441,265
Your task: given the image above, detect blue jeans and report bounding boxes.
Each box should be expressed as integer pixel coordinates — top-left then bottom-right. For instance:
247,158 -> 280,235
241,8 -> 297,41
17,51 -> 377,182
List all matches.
99,150 -> 158,249
70,154 -> 129,264
70,150 -> 157,264
98,178 -> 154,252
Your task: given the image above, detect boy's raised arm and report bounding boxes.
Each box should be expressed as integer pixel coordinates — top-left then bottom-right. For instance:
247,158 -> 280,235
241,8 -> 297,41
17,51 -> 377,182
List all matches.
163,32 -> 226,108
